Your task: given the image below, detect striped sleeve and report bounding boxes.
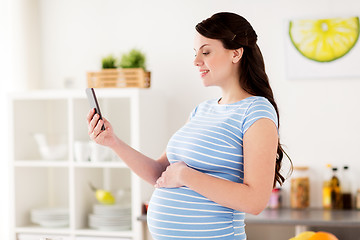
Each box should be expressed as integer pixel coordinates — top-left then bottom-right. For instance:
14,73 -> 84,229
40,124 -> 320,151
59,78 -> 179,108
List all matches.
241,98 -> 278,134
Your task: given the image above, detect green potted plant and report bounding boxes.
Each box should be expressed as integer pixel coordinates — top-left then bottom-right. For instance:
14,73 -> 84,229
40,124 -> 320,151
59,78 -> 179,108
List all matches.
101,54 -> 117,69
118,48 -> 147,70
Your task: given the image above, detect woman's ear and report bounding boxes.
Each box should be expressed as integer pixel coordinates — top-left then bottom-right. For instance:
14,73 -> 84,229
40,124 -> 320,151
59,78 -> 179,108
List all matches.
232,47 -> 244,63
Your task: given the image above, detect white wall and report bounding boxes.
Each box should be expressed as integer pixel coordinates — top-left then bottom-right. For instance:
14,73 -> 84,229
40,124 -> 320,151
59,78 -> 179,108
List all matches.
37,0 -> 360,207
0,0 -> 13,239
4,0 -> 360,239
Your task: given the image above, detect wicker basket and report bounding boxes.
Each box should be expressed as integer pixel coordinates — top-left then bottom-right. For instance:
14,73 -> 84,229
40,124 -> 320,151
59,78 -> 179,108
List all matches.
87,68 -> 151,88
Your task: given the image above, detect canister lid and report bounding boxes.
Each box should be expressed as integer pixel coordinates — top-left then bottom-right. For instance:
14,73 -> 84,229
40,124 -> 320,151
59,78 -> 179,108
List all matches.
293,166 -> 309,171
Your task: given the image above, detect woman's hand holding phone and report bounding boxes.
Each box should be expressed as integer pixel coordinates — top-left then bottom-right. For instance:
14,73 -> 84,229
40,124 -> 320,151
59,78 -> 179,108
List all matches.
87,108 -> 117,148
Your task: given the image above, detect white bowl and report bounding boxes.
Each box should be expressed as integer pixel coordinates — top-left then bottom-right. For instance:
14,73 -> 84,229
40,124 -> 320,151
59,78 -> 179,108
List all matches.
33,133 -> 68,160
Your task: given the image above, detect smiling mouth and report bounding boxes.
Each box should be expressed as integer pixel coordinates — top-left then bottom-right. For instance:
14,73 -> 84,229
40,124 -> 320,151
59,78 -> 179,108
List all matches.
200,70 -> 209,77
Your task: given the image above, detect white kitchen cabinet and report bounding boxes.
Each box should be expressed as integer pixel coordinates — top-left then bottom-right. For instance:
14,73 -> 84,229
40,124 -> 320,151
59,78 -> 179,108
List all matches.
10,89 -> 167,240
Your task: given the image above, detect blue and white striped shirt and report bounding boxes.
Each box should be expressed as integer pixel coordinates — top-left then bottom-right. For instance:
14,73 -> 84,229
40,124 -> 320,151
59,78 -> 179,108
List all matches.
147,96 -> 278,240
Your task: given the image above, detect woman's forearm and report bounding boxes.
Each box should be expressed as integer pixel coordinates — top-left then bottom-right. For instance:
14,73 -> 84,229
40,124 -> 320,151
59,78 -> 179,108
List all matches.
110,136 -> 168,185
180,167 -> 271,215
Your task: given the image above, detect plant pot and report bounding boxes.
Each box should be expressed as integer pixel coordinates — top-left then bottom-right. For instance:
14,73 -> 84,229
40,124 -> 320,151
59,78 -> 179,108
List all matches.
87,68 -> 151,88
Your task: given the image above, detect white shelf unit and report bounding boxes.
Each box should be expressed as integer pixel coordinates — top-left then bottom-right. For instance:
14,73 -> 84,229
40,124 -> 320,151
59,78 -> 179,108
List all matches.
10,89 -> 167,240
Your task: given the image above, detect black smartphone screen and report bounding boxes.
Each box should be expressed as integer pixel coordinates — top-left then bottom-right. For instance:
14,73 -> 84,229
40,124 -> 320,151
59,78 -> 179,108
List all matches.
86,88 -> 105,130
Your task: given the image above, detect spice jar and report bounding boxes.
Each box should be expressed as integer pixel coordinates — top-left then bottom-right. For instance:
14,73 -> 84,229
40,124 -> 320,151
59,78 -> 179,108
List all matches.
291,166 -> 310,209
268,188 -> 281,209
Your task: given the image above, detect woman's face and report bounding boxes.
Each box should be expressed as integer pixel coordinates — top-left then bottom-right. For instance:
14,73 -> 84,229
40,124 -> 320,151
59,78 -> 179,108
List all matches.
193,33 -> 241,87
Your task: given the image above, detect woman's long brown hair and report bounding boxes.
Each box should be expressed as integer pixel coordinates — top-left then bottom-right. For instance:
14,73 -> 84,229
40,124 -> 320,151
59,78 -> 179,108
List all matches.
196,12 -> 292,187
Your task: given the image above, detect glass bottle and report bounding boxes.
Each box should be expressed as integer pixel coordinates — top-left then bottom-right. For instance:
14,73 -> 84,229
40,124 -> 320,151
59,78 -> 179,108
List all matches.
330,167 -> 342,209
356,189 -> 360,210
291,166 -> 310,209
322,164 -> 332,209
341,165 -> 352,209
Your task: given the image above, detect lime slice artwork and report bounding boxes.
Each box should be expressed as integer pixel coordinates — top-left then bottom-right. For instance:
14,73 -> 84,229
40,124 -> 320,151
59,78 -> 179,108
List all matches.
289,16 -> 360,62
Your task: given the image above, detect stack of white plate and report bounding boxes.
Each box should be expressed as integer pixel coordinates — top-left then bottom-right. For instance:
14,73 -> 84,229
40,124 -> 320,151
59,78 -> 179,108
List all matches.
31,208 -> 69,228
18,233 -> 70,240
88,204 -> 131,231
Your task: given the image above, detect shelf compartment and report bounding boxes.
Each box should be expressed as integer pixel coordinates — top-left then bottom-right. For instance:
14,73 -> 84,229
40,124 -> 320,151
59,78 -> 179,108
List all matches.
74,167 -> 132,230
14,167 -> 69,228
12,99 -> 69,161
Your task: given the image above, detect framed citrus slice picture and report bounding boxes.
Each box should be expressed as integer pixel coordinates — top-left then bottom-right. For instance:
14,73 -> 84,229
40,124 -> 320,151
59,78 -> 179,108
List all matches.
285,16 -> 360,79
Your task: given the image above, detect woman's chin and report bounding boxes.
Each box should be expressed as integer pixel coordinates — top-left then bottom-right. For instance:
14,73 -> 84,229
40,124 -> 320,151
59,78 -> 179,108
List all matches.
201,79 -> 213,87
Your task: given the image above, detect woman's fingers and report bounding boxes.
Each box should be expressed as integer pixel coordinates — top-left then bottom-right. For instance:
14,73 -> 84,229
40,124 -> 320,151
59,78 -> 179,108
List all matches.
155,171 -> 166,188
93,118 -> 104,136
88,113 -> 100,136
87,112 -> 113,145
86,108 -> 95,124
89,118 -> 104,140
103,117 -> 109,125
88,113 -> 96,134
102,117 -> 110,129
155,177 -> 164,188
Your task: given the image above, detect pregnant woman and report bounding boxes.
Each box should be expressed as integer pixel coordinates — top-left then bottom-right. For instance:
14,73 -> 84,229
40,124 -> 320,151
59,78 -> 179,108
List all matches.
88,12 -> 290,240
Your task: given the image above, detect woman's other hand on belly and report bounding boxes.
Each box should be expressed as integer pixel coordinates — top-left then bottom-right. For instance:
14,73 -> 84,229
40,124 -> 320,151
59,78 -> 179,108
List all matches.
154,161 -> 188,188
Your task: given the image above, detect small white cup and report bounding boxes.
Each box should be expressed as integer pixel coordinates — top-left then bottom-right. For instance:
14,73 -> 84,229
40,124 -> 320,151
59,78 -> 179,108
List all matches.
89,141 -> 110,162
74,141 -> 90,162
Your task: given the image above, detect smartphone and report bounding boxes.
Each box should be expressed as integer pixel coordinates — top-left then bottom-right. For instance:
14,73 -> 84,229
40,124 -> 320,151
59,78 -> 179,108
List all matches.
86,88 -> 105,131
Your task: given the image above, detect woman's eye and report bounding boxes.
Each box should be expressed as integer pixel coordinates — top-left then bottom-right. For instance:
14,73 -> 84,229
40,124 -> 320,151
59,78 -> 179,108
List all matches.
194,52 -> 209,57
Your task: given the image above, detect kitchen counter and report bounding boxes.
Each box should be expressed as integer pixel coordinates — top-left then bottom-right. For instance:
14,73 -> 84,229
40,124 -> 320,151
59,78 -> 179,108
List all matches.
245,208 -> 360,227
138,208 -> 360,235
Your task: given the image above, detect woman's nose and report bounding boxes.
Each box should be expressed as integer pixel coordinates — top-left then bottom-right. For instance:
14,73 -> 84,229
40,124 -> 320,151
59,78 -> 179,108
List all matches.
193,55 -> 202,66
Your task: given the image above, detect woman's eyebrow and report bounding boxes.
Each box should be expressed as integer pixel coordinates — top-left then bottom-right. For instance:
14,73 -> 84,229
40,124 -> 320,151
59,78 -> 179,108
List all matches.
194,44 -> 210,51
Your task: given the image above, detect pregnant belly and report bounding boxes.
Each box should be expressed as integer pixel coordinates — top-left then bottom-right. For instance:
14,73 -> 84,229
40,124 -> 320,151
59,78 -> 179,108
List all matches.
147,187 -> 246,239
